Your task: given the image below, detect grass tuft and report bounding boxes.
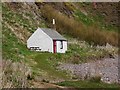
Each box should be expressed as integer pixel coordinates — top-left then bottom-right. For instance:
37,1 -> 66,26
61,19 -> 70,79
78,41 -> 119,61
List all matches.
41,5 -> 118,46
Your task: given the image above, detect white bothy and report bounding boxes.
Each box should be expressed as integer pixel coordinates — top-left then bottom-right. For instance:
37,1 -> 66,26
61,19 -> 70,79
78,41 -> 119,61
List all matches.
27,28 -> 67,53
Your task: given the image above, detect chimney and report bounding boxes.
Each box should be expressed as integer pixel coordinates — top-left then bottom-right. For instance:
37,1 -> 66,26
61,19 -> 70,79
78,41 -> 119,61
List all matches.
53,19 -> 56,30
53,19 -> 55,25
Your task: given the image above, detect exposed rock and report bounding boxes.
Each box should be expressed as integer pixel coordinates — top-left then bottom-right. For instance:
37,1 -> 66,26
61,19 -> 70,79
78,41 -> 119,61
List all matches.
58,56 -> 119,84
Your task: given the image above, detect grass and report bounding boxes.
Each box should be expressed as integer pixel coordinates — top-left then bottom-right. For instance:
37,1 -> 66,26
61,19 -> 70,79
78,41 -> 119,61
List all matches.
74,10 -> 94,26
2,4 -> 34,33
63,2 -> 76,12
2,22 -> 30,62
41,5 -> 118,46
2,23 -> 110,80
49,41 -> 111,64
74,8 -> 118,33
33,53 -> 70,79
57,81 -> 120,88
2,3 -> 71,82
2,2 -> 119,87
3,20 -> 118,87
2,27 -> 69,82
2,3 -> 47,34
78,2 -> 118,32
2,21 -> 69,80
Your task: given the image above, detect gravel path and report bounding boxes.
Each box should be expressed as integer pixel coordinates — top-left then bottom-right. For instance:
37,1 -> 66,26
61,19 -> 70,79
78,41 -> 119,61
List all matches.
58,55 -> 119,84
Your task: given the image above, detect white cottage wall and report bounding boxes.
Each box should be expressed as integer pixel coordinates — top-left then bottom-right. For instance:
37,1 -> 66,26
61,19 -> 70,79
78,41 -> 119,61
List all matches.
27,28 -> 53,53
56,41 -> 67,53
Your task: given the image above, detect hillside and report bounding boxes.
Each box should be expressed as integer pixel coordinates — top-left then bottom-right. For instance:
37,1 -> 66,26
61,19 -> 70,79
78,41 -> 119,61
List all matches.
2,2 -> 119,88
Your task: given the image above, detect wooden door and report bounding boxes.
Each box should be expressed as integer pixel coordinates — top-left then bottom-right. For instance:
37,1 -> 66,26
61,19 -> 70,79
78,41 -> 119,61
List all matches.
53,40 -> 56,53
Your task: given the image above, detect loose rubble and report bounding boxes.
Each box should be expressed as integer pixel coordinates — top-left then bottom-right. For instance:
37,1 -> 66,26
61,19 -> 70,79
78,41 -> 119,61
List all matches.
58,55 -> 119,84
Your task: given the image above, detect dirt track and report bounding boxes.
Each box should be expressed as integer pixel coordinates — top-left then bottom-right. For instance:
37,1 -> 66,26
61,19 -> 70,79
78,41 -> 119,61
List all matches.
30,81 -> 66,88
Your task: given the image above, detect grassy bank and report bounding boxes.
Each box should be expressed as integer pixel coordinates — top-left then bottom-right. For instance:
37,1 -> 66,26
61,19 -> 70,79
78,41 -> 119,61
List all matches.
2,2 -> 119,87
41,5 -> 118,46
57,81 -> 120,88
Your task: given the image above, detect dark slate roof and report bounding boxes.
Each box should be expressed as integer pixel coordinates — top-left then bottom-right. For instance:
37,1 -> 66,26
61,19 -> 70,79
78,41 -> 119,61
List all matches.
40,28 -> 67,40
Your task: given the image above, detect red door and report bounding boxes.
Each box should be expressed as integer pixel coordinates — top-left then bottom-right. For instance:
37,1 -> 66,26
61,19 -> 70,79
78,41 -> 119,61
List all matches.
53,40 -> 56,53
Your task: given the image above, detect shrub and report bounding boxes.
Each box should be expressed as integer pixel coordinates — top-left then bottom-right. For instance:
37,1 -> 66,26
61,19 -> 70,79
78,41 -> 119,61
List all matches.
42,79 -> 49,83
72,56 -> 80,64
89,76 -> 101,83
2,60 -> 30,88
41,5 -> 118,46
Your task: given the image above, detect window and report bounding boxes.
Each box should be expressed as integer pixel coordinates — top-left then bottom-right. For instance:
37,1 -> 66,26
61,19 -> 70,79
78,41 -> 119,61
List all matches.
60,41 -> 63,49
30,47 -> 41,51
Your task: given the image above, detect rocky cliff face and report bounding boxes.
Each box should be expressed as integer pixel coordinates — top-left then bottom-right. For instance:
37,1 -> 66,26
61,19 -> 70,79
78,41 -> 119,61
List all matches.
89,2 -> 118,27
35,2 -> 119,27
3,2 -> 119,35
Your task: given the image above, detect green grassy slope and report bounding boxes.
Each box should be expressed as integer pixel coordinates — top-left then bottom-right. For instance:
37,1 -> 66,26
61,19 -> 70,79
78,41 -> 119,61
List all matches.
2,2 -> 119,88
2,3 -> 70,82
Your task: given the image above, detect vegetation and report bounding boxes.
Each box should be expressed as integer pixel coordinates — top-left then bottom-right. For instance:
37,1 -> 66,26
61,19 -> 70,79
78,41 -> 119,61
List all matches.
2,23 -> 28,62
49,41 -> 113,64
2,60 -> 29,88
2,3 -> 46,34
89,76 -> 101,83
30,52 -> 70,80
78,2 -> 118,32
41,5 -> 118,46
2,22 -> 69,81
74,10 -> 94,26
57,81 -> 120,88
2,2 -> 119,88
3,20 -> 114,85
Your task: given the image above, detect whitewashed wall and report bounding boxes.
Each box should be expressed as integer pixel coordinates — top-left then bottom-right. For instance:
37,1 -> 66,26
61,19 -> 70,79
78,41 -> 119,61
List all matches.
27,28 -> 53,53
56,41 -> 67,53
